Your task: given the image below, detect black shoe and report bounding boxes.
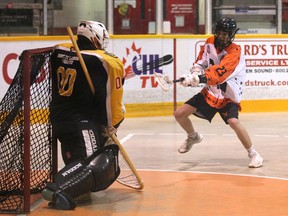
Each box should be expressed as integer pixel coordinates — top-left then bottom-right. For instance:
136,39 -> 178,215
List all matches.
42,188 -> 54,201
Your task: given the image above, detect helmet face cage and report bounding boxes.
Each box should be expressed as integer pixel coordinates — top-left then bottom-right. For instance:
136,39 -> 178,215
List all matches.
77,21 -> 110,50
214,17 -> 238,50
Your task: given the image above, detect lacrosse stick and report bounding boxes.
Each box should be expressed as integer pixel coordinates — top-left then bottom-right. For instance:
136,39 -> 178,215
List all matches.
67,27 -> 144,190
154,72 -> 184,91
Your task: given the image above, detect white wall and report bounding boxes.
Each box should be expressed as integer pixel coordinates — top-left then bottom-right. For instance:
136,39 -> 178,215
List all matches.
0,35 -> 288,104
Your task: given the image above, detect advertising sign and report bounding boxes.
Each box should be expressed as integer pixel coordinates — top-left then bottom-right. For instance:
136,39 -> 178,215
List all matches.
0,36 -> 287,102
112,38 -> 174,103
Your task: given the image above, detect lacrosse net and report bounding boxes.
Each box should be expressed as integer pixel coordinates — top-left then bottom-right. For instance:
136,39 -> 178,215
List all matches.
0,47 -> 55,213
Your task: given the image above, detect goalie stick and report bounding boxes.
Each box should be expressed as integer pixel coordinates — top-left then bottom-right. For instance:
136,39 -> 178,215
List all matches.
66,27 -> 144,190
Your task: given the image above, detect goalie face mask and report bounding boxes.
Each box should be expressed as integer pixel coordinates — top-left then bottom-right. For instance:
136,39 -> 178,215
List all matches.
214,17 -> 239,50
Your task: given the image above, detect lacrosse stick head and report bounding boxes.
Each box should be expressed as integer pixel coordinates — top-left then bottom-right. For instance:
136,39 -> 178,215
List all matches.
154,73 -> 173,92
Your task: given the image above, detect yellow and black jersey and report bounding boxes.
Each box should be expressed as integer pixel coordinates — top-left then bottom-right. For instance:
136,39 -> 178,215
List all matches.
50,43 -> 125,128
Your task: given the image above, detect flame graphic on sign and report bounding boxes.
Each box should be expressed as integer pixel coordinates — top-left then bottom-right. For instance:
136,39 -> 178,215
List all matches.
122,42 -> 142,79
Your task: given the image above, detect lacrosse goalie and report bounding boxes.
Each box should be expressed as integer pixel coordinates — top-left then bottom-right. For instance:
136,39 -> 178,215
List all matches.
42,20 -> 125,210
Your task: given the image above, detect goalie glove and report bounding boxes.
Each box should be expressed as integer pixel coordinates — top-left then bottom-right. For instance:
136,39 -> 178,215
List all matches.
190,63 -> 205,75
179,74 -> 200,87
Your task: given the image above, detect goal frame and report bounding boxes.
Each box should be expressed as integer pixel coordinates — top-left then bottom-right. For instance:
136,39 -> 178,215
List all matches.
22,47 -> 57,212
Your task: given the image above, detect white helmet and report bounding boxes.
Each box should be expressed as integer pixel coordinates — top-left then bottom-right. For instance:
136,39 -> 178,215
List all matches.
77,20 -> 110,50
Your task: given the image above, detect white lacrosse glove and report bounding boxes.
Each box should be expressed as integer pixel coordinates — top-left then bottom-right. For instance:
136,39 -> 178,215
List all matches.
190,63 -> 205,75
179,74 -> 200,87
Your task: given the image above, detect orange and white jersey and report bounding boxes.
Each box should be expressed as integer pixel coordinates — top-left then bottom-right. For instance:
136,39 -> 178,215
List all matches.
195,36 -> 246,108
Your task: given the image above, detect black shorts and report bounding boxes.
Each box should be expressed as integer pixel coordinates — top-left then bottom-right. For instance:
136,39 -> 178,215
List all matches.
53,120 -> 104,165
185,93 -> 239,124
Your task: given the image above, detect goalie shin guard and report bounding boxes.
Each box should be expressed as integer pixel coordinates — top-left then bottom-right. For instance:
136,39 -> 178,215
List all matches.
42,144 -> 120,210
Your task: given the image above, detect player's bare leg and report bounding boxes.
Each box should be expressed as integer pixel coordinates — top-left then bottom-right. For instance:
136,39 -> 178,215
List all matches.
174,104 -> 203,153
228,118 -> 263,168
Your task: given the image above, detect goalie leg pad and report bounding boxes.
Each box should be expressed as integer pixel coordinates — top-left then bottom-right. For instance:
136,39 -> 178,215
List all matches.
54,159 -> 87,184
42,144 -> 120,209
88,144 -> 121,192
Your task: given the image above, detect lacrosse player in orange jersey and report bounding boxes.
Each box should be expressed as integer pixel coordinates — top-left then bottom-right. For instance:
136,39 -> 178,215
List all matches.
174,17 -> 263,168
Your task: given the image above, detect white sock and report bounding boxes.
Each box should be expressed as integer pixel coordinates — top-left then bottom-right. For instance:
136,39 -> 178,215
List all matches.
188,132 -> 197,139
247,146 -> 257,155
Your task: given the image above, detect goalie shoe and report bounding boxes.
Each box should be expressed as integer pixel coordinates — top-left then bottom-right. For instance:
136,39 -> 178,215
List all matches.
42,184 -> 76,210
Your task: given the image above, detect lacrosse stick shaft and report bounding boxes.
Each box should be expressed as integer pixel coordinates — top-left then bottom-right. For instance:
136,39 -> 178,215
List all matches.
172,78 -> 184,83
66,27 -> 95,94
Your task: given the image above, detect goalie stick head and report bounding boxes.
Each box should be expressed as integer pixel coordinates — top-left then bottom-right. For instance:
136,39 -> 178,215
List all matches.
77,21 -> 110,50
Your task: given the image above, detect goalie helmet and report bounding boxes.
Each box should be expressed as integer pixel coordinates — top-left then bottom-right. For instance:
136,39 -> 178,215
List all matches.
214,17 -> 239,50
77,20 -> 110,50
